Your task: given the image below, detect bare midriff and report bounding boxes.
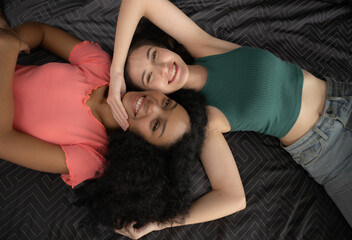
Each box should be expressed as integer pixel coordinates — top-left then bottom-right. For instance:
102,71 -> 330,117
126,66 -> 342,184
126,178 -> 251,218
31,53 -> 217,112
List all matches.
280,70 -> 327,146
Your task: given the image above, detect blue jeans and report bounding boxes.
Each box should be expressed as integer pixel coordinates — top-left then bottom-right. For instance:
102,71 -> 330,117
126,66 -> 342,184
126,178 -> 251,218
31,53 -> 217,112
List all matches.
283,78 -> 352,227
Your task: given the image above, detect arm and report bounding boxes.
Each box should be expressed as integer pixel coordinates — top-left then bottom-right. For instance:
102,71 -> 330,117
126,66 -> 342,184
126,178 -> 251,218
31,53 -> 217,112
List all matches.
109,0 -> 240,129
14,22 -> 81,61
116,110 -> 245,238
0,23 -> 82,174
171,129 -> 246,225
112,0 -> 240,73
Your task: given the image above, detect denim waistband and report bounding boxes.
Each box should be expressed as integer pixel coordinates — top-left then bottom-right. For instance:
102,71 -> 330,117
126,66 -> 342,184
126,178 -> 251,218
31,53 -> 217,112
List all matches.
284,77 -> 352,152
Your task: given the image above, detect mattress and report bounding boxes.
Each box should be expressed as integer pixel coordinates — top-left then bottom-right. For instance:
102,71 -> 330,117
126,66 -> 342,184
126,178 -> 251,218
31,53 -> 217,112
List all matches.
1,0 -> 351,239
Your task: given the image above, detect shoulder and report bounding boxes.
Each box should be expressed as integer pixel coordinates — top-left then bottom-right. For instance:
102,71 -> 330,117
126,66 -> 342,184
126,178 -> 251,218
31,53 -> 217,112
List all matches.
69,41 -> 111,66
206,106 -> 231,133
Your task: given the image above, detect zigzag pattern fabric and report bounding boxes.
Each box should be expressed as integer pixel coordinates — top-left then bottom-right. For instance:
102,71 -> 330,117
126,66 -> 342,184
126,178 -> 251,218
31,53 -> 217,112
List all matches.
1,0 -> 351,239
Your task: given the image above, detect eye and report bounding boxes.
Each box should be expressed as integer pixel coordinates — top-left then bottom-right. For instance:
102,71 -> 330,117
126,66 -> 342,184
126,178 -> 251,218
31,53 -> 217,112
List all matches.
147,72 -> 152,84
152,119 -> 160,132
164,99 -> 171,108
152,51 -> 157,62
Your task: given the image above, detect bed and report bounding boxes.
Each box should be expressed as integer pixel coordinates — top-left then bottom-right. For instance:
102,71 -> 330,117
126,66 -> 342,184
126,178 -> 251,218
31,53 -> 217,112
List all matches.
1,0 -> 351,239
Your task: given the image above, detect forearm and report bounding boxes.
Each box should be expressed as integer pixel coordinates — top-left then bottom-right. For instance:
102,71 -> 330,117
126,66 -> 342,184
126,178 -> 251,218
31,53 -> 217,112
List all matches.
111,0 -> 148,74
0,34 -> 19,133
12,22 -> 46,50
14,22 -> 80,60
163,127 -> 246,229
163,189 -> 245,229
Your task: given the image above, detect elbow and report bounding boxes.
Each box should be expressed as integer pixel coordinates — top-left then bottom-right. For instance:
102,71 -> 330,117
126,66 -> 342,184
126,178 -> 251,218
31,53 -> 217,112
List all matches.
220,182 -> 246,214
230,189 -> 246,213
238,192 -> 246,211
238,185 -> 247,211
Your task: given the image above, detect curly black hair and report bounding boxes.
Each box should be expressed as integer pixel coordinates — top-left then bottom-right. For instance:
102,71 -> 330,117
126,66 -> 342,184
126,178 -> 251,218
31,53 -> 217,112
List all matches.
124,19 -> 194,91
74,89 -> 207,236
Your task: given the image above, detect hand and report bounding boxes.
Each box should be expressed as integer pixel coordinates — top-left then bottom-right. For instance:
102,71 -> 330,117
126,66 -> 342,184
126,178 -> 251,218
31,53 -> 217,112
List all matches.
114,222 -> 163,239
108,71 -> 129,131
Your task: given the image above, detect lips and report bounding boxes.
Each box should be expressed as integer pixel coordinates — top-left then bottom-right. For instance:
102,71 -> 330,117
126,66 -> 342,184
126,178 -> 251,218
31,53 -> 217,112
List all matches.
133,95 -> 145,116
168,62 -> 177,84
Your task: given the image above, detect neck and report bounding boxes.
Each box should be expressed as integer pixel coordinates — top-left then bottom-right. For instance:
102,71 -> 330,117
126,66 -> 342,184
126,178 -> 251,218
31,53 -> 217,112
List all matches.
88,85 -> 121,130
183,64 -> 207,91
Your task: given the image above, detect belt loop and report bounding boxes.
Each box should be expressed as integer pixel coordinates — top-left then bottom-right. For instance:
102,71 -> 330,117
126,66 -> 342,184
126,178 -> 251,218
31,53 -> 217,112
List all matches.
312,126 -> 328,140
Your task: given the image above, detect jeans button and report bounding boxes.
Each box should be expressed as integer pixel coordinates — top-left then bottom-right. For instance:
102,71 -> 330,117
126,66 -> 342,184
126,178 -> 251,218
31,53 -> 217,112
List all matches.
326,106 -> 333,115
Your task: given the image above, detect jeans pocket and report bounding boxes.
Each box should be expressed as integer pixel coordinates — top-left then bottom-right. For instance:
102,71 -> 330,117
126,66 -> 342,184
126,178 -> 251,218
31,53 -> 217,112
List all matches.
299,138 -> 326,168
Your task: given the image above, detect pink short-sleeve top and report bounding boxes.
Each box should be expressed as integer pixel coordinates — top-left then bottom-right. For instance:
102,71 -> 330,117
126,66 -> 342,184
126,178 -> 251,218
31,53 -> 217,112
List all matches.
13,41 -> 111,188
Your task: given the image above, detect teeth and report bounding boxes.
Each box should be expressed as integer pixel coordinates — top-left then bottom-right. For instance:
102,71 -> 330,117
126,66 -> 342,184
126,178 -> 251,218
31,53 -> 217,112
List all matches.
135,97 -> 144,114
169,64 -> 176,83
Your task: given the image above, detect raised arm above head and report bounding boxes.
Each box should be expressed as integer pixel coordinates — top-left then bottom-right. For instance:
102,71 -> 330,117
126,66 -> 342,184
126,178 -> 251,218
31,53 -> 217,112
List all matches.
115,107 -> 246,239
112,0 -> 239,73
14,22 -> 81,61
109,0 -> 239,128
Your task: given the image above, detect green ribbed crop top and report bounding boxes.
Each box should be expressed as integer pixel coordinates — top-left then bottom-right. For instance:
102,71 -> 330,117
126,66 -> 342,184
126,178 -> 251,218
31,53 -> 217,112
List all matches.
194,47 -> 303,138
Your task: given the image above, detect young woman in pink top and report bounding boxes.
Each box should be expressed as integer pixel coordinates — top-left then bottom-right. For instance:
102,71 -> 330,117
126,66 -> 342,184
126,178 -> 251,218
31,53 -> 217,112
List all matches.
0,20 -> 245,237
1,22 -> 193,186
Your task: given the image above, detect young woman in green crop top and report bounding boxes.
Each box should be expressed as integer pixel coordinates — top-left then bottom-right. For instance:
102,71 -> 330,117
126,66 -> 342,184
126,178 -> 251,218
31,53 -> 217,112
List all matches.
107,0 -> 352,237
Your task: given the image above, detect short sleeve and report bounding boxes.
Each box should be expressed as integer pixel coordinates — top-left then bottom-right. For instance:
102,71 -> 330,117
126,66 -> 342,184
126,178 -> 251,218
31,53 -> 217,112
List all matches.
61,144 -> 107,188
69,41 -> 112,69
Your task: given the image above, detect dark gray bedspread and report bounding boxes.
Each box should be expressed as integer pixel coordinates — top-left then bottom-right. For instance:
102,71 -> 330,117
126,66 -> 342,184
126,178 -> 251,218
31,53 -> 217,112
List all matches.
1,0 -> 351,239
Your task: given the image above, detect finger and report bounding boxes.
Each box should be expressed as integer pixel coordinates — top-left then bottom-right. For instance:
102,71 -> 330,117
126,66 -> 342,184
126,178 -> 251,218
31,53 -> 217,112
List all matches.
114,227 -> 131,237
114,113 -> 129,131
122,222 -> 137,235
114,229 -> 123,235
114,113 -> 128,131
112,105 -> 129,129
107,104 -> 129,130
114,101 -> 128,120
114,98 -> 128,119
117,104 -> 129,120
109,103 -> 128,128
128,221 -> 137,229
113,108 -> 128,127
108,96 -> 128,121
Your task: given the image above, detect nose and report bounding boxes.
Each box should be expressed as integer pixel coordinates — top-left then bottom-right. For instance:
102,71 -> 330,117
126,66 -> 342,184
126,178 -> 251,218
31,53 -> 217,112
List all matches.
155,62 -> 168,78
144,98 -> 161,115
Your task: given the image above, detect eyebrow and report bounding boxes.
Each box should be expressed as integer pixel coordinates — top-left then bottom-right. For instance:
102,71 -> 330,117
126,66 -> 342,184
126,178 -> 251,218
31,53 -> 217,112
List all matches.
171,103 -> 178,110
159,120 -> 167,138
141,47 -> 153,87
159,103 -> 178,138
147,47 -> 152,60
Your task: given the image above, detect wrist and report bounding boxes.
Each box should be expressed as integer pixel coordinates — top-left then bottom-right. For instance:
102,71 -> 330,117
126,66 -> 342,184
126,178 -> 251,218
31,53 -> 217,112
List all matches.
109,69 -> 125,82
157,221 -> 172,230
110,60 -> 124,74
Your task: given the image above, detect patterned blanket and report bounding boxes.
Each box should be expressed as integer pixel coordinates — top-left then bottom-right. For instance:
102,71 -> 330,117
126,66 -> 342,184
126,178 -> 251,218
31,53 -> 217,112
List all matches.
1,0 -> 351,239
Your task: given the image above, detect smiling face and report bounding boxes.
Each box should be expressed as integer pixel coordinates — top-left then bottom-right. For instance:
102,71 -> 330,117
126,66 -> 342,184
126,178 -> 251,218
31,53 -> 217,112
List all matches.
122,90 -> 190,146
126,45 -> 189,94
